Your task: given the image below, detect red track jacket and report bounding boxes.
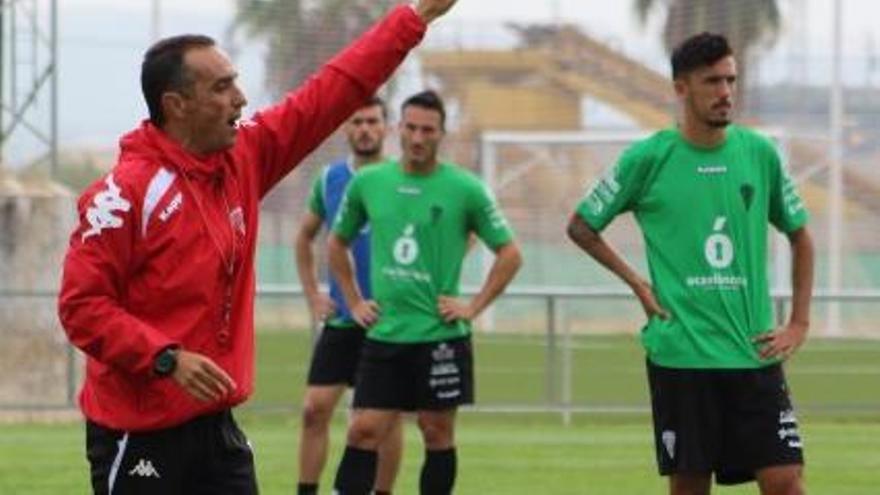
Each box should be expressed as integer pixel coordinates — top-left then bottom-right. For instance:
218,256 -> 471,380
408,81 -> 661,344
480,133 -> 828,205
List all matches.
58,6 -> 425,432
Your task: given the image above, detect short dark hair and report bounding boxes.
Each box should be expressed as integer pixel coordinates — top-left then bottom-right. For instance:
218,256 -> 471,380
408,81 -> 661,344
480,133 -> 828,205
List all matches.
401,90 -> 446,130
141,34 -> 216,126
365,95 -> 388,120
671,32 -> 733,79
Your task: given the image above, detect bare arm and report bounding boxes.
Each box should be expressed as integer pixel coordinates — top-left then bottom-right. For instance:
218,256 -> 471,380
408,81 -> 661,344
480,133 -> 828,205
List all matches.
295,212 -> 335,320
755,227 -> 815,359
438,242 -> 523,322
566,214 -> 668,319
328,232 -> 378,326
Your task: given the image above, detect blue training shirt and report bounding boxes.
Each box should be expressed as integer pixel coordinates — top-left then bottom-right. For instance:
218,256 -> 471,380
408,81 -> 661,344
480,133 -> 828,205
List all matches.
307,159 -> 371,326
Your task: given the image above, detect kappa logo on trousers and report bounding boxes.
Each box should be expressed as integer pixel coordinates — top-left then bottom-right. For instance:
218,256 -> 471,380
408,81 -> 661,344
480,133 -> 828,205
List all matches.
128,458 -> 161,478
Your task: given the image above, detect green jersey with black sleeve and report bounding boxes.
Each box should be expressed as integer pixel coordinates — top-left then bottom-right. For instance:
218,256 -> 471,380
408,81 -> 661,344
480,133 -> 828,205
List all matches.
333,160 -> 515,343
575,125 -> 809,368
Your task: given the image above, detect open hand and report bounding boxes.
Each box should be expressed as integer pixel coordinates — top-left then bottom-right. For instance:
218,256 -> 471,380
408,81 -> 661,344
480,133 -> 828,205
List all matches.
438,296 -> 475,323
307,292 -> 336,322
172,350 -> 237,403
632,279 -> 669,320
351,299 -> 380,327
753,321 -> 808,361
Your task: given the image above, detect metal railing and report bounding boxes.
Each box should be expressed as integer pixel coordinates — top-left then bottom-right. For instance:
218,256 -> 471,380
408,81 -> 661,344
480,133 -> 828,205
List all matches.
261,285 -> 880,423
3,287 -> 880,418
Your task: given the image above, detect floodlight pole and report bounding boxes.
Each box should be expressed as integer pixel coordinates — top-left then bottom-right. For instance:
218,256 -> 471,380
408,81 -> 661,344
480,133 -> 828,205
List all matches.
0,5 -> 5,168
0,0 -> 58,175
151,0 -> 162,41
827,0 -> 843,335
51,0 -> 58,177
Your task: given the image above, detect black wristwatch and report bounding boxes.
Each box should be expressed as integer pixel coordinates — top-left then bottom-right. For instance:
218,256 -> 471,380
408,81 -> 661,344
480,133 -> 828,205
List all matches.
153,347 -> 179,377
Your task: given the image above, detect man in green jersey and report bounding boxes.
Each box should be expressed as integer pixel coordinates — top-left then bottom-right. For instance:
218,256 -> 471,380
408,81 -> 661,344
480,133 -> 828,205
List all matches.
294,97 -> 403,495
567,33 -> 814,495
329,90 -> 522,495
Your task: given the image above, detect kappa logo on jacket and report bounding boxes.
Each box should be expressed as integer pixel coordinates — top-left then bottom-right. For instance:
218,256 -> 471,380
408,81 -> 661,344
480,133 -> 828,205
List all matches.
158,192 -> 183,222
82,174 -> 131,242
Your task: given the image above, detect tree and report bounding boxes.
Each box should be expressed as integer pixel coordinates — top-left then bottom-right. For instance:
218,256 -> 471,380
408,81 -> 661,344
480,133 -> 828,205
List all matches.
231,0 -> 396,100
634,0 -> 782,111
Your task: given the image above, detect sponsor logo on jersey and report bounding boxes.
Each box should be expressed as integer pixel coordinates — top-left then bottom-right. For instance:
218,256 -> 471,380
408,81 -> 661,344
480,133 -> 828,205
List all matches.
158,192 -> 183,222
385,224 -> 432,282
686,216 -> 748,289
583,167 -> 621,216
397,185 -> 422,195
82,174 -> 131,242
782,173 -> 805,217
686,274 -> 748,288
393,224 -> 419,265
697,165 -> 728,174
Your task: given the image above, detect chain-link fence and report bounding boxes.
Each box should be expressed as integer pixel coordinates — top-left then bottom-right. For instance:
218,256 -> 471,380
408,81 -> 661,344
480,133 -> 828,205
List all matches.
2,0 -> 879,410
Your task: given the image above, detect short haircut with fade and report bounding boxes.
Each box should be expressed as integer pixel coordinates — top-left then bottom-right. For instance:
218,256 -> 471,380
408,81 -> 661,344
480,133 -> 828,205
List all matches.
671,32 -> 733,80
401,90 -> 446,130
141,34 -> 216,126
364,95 -> 389,120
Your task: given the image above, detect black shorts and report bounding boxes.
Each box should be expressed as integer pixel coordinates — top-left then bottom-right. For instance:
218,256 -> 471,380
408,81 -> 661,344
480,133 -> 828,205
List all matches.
647,360 -> 804,485
353,336 -> 474,411
86,410 -> 257,495
307,323 -> 367,386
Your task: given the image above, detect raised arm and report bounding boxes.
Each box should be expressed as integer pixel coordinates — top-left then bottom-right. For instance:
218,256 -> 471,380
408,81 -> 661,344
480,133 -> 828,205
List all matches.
245,1 -> 458,195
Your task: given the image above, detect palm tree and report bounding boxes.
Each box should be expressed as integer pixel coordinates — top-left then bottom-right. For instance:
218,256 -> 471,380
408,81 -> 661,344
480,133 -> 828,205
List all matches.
231,0 -> 395,100
634,0 -> 782,111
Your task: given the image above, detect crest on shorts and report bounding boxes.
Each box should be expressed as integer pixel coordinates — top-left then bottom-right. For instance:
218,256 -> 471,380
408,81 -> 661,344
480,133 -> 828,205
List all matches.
661,430 -> 676,460
432,342 -> 455,361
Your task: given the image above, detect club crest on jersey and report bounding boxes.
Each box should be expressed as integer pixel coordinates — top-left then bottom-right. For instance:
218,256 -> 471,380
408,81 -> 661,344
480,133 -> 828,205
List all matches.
740,184 -> 755,211
82,174 -> 131,242
431,205 -> 443,224
229,206 -> 246,236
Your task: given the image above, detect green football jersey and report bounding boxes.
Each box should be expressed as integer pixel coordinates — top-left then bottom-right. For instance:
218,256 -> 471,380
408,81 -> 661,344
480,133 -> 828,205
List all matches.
307,170 -> 326,218
575,125 -> 808,368
333,160 -> 515,343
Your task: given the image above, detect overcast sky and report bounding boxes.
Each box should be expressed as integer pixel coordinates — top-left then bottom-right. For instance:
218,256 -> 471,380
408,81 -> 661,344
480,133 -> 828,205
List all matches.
4,0 -> 877,166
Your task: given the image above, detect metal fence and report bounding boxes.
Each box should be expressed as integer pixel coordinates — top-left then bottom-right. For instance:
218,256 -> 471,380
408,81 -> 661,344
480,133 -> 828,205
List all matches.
3,287 -> 878,418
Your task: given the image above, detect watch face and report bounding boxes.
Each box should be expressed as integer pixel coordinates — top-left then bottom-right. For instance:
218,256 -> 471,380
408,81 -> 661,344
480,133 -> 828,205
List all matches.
155,350 -> 177,376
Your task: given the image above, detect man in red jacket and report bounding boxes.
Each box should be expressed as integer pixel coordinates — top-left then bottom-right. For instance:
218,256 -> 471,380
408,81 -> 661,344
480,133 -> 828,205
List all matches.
58,1 -> 457,493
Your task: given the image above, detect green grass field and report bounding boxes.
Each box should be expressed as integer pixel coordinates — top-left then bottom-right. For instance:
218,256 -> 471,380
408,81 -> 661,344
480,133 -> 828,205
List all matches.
1,333 -> 879,494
